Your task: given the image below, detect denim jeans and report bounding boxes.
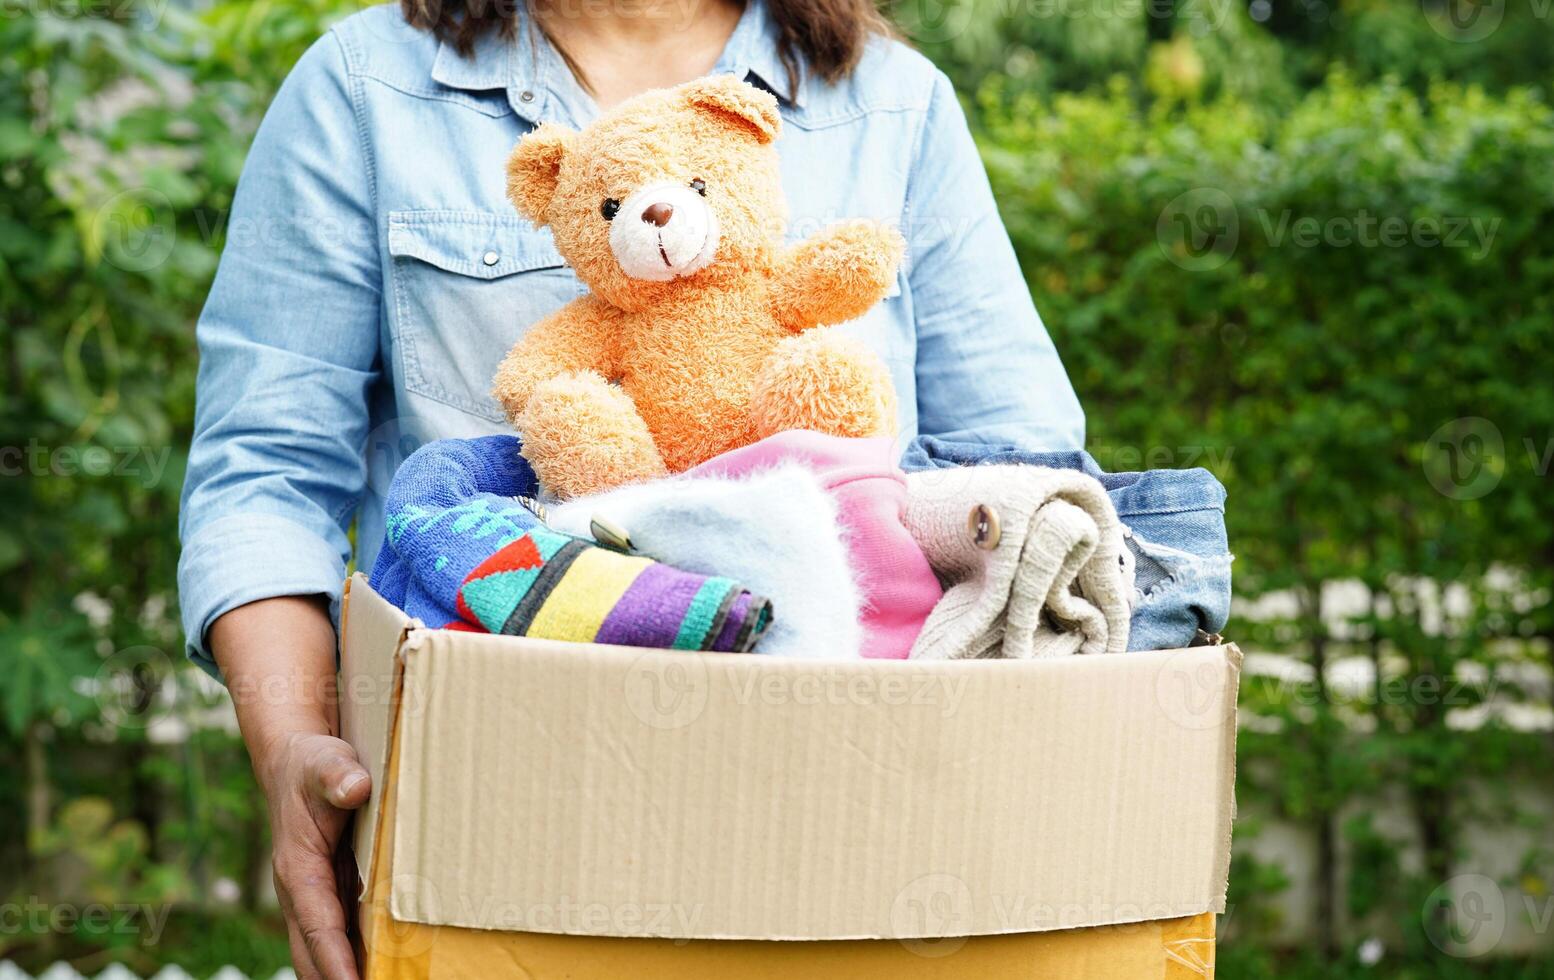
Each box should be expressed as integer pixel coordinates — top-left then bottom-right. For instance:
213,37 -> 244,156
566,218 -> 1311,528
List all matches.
900,437 -> 1232,651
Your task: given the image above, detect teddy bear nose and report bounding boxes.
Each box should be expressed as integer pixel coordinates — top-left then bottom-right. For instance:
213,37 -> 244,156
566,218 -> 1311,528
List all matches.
641,202 -> 674,227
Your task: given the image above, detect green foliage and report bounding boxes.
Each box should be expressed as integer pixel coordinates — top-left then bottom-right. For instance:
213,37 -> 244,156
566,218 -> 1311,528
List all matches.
974,53 -> 1554,969
1,0 -> 349,974
899,0 -> 1554,105
32,797 -> 190,904
976,70 -> 1554,590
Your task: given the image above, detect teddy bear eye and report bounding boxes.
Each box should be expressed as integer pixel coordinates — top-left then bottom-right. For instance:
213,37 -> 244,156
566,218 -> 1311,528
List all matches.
689,178 -> 707,197
601,198 -> 621,221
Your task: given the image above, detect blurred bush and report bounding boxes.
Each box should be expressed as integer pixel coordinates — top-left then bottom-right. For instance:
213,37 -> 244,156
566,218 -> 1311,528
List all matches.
973,59 -> 1554,970
898,0 -> 1554,104
0,0 -> 345,974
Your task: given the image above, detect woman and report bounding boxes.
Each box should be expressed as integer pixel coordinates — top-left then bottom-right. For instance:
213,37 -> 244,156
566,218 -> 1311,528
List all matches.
178,0 -> 1083,976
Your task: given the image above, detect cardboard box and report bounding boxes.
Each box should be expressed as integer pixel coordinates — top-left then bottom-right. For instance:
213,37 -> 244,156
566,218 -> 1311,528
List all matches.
340,573 -> 1239,977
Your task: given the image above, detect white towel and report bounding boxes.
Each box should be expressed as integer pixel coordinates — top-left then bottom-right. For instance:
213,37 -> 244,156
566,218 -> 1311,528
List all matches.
904,465 -> 1132,659
548,464 -> 863,659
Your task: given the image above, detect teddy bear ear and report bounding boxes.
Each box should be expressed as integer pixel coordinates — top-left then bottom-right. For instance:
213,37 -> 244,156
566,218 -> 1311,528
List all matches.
506,123 -> 575,225
681,75 -> 782,145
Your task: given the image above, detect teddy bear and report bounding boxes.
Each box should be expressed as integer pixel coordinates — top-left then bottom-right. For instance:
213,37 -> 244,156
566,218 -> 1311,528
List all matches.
492,75 -> 904,500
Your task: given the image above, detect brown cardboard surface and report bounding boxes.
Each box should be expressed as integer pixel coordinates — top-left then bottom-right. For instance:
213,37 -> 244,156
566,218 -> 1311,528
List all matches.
339,575 -> 417,890
365,902 -> 1217,979
360,688 -> 1218,979
342,573 -> 1239,942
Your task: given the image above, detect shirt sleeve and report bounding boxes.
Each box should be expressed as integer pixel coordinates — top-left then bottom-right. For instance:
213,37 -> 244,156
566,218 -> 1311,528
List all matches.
904,70 -> 1085,451
177,31 -> 379,678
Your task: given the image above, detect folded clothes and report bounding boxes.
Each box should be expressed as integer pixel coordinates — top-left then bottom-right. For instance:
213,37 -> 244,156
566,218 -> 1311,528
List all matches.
904,465 -> 1132,659
688,431 -> 941,660
900,436 -> 1232,651
548,458 -> 861,659
367,435 -> 541,626
455,531 -> 769,651
368,436 -> 770,652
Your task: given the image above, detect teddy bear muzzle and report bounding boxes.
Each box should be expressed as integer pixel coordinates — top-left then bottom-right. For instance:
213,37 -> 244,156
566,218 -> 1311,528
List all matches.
607,181 -> 721,282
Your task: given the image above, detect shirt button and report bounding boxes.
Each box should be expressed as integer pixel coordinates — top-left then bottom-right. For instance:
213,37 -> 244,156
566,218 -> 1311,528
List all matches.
519,90 -> 535,103
482,250 -> 500,266
968,504 -> 1001,551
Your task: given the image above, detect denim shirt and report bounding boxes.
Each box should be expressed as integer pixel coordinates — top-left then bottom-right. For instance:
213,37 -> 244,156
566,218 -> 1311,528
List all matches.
176,0 -> 1085,674
900,436 -> 1233,651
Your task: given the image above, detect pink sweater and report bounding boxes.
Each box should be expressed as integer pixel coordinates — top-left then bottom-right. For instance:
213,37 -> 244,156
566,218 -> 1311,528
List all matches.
690,431 -> 941,659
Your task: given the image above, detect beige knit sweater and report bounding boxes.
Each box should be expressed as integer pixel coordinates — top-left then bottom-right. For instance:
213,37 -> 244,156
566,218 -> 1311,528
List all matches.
904,465 -> 1132,659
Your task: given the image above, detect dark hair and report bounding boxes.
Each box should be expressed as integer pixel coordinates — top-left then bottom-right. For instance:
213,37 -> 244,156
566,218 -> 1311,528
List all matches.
401,0 -> 896,89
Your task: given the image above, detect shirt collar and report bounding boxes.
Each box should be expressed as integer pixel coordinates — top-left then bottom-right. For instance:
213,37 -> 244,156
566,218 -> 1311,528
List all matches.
429,0 -> 803,122
429,13 -> 554,122
714,0 -> 805,108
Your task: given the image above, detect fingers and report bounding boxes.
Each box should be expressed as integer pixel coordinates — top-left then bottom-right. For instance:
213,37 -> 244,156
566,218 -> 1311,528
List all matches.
278,850 -> 362,980
286,918 -> 325,980
308,742 -> 372,810
268,735 -> 370,980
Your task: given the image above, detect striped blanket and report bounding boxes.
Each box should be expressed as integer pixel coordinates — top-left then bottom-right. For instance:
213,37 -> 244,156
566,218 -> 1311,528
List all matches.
368,436 -> 770,652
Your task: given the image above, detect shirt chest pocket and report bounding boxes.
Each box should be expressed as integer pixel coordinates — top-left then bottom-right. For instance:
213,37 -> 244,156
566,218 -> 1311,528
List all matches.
387,210 -> 578,423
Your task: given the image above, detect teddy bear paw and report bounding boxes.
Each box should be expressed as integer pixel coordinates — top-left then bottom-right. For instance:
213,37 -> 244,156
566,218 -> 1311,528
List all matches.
750,332 -> 897,442
517,372 -> 668,499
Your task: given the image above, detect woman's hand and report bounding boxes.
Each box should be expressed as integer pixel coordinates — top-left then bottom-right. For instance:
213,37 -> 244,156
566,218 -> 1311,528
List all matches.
211,595 -> 370,980
256,730 -> 371,980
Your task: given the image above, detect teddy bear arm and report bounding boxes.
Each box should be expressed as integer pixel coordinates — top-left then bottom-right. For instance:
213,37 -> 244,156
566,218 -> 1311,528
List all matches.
518,372 -> 667,498
769,220 -> 906,332
491,299 -> 621,421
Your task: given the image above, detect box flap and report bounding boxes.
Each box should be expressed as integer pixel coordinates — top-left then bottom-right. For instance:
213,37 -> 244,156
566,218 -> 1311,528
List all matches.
339,573 -> 421,891
368,582 -> 1240,941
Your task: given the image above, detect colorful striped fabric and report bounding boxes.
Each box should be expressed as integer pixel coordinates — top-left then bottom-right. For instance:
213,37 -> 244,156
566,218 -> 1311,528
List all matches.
456,527 -> 771,652
368,435 -> 771,653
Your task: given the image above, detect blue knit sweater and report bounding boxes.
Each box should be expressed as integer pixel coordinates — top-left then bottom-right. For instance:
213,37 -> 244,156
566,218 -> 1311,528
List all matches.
368,435 -> 543,628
